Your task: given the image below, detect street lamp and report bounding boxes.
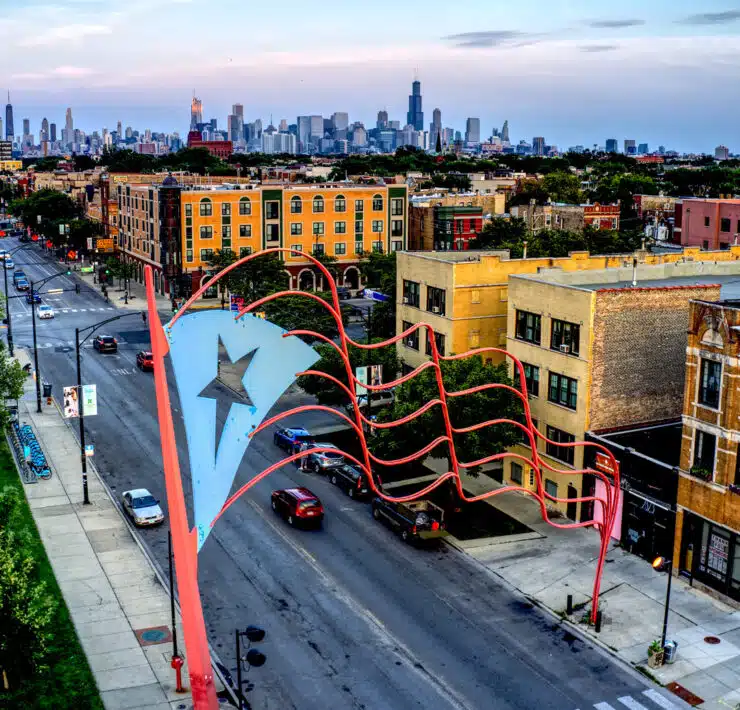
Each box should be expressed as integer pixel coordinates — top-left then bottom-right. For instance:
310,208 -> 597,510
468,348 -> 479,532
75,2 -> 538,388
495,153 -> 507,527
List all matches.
652,556 -> 673,649
75,310 -> 147,504
3,242 -> 34,357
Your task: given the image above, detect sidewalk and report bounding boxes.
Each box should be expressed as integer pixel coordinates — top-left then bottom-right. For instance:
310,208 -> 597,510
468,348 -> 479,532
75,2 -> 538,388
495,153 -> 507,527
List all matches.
12,349 -> 207,710
449,471 -> 740,710
75,262 -> 172,314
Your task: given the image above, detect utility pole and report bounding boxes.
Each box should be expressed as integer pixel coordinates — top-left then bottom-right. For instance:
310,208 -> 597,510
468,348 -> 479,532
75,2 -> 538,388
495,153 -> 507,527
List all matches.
31,280 -> 41,413
75,327 -> 90,504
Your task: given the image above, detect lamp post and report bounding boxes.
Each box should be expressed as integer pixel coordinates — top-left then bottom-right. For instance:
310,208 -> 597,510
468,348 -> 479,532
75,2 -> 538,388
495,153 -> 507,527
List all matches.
652,556 -> 673,648
4,243 -> 35,357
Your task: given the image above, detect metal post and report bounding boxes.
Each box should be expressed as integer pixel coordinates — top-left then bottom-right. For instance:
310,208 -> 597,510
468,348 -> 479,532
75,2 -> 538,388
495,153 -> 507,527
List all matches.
169,531 -> 179,658
4,261 -> 12,356
235,629 -> 243,710
31,281 -> 41,413
660,562 -> 673,648
76,327 -> 90,505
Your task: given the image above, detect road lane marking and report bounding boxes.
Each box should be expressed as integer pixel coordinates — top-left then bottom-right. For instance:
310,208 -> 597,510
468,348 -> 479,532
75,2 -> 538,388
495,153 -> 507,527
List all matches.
594,703 -> 617,710
641,690 -> 680,709
617,697 -> 648,709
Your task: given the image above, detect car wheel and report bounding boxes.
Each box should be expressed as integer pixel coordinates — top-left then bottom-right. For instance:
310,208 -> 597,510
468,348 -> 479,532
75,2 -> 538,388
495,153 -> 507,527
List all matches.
347,488 -> 354,498
372,506 -> 380,520
401,529 -> 409,543
288,515 -> 294,526
271,499 -> 276,511
330,474 -> 337,485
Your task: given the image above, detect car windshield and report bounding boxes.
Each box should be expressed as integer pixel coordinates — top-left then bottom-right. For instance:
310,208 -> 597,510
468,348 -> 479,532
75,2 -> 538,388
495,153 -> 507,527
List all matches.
322,450 -> 342,459
133,495 -> 157,508
101,337 -> 115,343
294,433 -> 312,442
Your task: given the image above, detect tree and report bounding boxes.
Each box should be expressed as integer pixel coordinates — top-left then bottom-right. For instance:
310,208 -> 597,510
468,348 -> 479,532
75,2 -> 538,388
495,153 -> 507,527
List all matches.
212,251 -> 288,305
542,171 -> 583,204
67,218 -> 103,252
370,355 -> 522,475
360,251 -> 397,338
9,190 -> 80,232
263,292 -> 346,344
297,340 -> 401,406
0,343 -> 25,430
470,217 -> 528,250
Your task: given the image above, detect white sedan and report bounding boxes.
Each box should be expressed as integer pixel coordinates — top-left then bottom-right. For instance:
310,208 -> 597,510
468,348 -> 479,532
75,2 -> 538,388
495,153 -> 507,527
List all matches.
37,305 -> 54,319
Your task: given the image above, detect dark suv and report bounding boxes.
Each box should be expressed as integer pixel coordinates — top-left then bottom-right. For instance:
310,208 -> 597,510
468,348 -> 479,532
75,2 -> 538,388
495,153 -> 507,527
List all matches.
271,487 -> 324,528
329,464 -> 370,499
93,335 -> 118,353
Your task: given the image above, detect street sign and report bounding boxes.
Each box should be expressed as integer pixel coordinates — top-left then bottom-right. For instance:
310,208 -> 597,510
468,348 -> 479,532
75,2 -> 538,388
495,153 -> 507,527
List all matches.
355,366 -> 368,397
81,266 -> 94,273
63,385 -> 79,418
81,384 -> 98,416
59,224 -> 65,235
84,445 -> 94,457
354,365 -> 382,398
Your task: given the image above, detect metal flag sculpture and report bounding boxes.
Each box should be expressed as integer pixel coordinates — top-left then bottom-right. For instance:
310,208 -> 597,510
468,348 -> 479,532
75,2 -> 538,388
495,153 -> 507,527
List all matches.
145,248 -> 620,710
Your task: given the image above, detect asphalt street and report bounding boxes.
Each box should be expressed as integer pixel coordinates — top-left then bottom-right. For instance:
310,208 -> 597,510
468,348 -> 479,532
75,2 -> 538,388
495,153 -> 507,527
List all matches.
3,239 -> 683,710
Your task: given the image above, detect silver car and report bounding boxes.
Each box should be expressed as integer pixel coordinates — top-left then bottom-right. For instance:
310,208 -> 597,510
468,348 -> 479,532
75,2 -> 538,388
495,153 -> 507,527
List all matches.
122,488 -> 165,527
306,443 -> 344,472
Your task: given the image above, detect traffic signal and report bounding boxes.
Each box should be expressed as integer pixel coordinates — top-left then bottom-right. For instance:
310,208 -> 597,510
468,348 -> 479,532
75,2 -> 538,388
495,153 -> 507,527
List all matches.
105,268 -> 110,275
66,268 -> 72,276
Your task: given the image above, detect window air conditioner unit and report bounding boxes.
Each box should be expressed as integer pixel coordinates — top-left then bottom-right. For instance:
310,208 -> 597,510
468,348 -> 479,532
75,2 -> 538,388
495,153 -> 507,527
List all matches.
407,340 -> 415,347
560,344 -> 571,354
432,306 -> 440,313
403,297 -> 409,304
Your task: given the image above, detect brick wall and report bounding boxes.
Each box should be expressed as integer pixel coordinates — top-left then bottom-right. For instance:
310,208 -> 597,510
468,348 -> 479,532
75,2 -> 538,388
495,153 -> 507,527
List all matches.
589,285 -> 721,431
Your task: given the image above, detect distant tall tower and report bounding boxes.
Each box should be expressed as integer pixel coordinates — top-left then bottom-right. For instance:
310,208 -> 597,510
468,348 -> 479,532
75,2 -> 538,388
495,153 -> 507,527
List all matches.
376,110 -> 388,130
232,103 -> 244,119
41,117 -> 49,142
50,123 -> 57,142
5,93 -> 14,141
407,79 -> 423,131
117,120 -> 122,136
501,120 -> 510,143
22,118 -> 30,137
465,117 -> 480,145
190,95 -> 203,129
533,136 -> 546,156
430,108 -> 442,149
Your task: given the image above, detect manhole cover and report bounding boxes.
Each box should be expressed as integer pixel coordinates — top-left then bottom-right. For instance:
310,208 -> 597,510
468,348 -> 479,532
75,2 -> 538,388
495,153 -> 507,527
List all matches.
141,629 -> 167,643
704,636 -> 721,644
134,625 -> 172,646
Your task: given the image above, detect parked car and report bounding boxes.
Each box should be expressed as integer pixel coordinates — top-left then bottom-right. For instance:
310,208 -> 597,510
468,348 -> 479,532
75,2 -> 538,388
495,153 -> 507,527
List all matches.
93,335 -> 118,353
371,497 -> 447,544
329,464 -> 371,499
271,487 -> 324,528
0,250 -> 7,260
136,351 -> 154,371
4,259 -> 13,269
273,426 -> 314,453
305,443 -> 344,472
15,279 -> 29,291
336,286 -> 351,300
345,390 -> 395,414
25,291 -> 41,304
122,488 -> 165,527
37,305 -> 54,320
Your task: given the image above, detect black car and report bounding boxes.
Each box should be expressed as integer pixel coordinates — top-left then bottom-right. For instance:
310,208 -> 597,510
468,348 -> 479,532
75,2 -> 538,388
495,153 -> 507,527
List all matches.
93,335 -> 118,353
328,464 -> 370,499
25,291 -> 41,304
336,286 -> 351,300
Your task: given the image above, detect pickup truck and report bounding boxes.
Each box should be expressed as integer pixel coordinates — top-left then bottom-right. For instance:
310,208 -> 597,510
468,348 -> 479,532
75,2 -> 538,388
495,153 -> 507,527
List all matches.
371,497 -> 447,544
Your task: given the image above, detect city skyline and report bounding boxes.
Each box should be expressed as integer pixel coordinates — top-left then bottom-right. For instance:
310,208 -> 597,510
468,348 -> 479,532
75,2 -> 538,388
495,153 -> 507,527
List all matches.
2,0 -> 740,151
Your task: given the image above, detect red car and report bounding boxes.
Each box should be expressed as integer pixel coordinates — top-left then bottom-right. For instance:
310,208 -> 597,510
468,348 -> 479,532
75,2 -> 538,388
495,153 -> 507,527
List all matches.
271,488 -> 324,528
136,351 -> 154,371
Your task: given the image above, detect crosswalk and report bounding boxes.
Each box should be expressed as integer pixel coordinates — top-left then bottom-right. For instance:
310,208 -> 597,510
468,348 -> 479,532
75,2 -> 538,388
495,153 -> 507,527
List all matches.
577,689 -> 685,710
23,337 -> 129,350
12,307 -> 115,318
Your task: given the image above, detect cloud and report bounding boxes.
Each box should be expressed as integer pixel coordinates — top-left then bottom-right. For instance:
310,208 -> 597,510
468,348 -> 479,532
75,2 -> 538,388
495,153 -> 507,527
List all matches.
588,19 -> 645,28
12,66 -> 96,81
442,30 -> 547,48
580,44 -> 620,52
18,23 -> 112,46
677,10 -> 740,25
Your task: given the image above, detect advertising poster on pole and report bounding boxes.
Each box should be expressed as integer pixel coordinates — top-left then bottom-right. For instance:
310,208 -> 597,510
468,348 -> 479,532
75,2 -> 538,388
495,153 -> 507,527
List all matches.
355,366 -> 368,397
63,386 -> 79,418
82,384 -> 98,416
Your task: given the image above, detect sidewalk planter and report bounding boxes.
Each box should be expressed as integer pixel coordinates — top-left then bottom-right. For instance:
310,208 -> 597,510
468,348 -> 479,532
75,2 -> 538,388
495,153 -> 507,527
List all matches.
689,465 -> 712,481
647,640 -> 664,668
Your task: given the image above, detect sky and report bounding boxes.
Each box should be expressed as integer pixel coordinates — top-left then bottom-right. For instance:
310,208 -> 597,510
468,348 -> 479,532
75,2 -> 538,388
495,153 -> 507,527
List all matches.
1,0 -> 740,153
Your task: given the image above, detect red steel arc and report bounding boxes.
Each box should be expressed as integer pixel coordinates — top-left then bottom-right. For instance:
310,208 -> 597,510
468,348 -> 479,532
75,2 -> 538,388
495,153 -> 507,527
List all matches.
146,248 -> 620,710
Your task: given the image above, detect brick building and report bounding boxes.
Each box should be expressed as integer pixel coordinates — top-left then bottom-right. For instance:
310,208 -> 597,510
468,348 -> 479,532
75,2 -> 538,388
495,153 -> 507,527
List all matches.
674,299 -> 740,603
510,202 -> 620,233
186,130 -> 233,159
675,198 -> 740,250
408,203 -> 483,251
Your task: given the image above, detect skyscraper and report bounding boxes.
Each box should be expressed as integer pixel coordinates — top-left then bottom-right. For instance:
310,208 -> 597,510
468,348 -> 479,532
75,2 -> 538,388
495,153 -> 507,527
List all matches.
407,79 -> 423,132
117,120 -> 122,137
430,108 -> 442,150
41,118 -> 49,142
624,139 -> 636,155
533,136 -> 546,156
50,123 -> 57,142
376,110 -> 388,130
64,108 -> 74,147
465,117 -> 480,145
190,95 -> 203,129
501,120 -> 510,143
605,138 -> 618,153
5,93 -> 14,141
232,103 -> 244,119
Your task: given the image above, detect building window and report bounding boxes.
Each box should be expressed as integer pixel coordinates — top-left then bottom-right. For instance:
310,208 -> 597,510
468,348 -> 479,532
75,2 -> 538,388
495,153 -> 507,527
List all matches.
239,224 -> 252,238
335,221 -> 346,234
312,243 -> 325,256
265,201 -> 279,219
239,247 -> 252,258
200,248 -> 214,262
290,244 -> 301,255
471,289 -> 480,304
402,321 -> 419,350
699,358 -> 721,409
693,430 -> 716,478
200,226 -> 213,240
372,194 -> 383,211
355,199 -> 364,213
335,195 -> 346,212
372,241 -> 383,253
239,197 -> 251,216
546,426 -> 575,465
290,223 -> 302,236
355,242 -> 364,255
222,225 -> 231,247
313,222 -> 325,236
391,219 -> 404,237
545,479 -> 558,498
721,217 -> 731,233
372,220 -> 384,233
391,198 -> 404,216
704,216 -> 710,227
391,240 -> 402,252
199,198 -> 212,217
335,242 -> 346,256
355,220 -> 364,235
510,462 -> 523,485
265,224 -> 279,242
426,286 -> 446,315
222,202 -> 231,217
515,362 -> 540,397
403,280 -> 420,307
186,249 -> 193,262
550,319 -> 580,356
548,372 -> 578,410
290,196 -> 302,214
425,331 -> 446,356
185,203 -> 192,217
515,310 -> 541,345
313,196 -> 324,213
